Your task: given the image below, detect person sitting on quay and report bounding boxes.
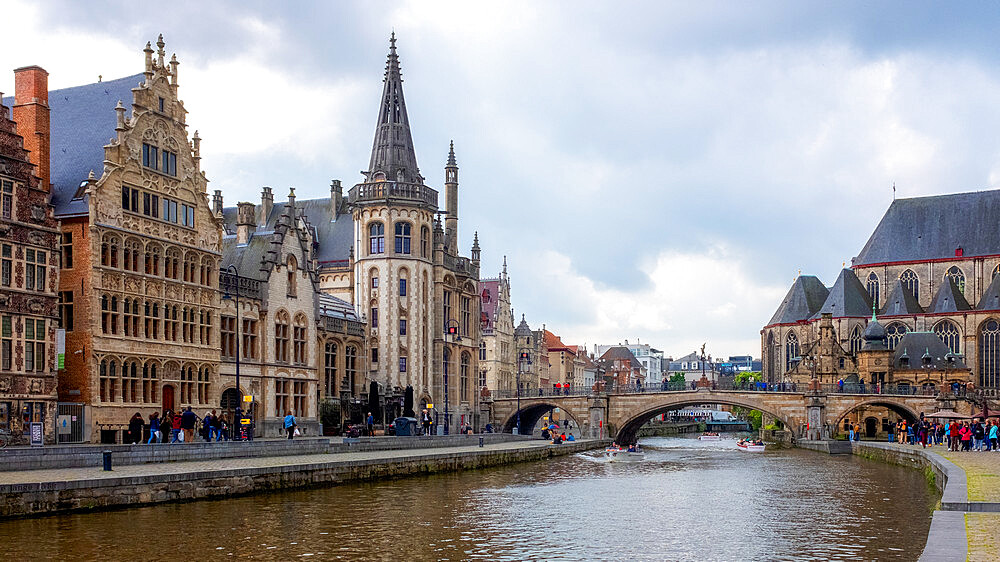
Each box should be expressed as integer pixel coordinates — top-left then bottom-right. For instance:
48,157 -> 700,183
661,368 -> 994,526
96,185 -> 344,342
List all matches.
566,433 -> 575,441
284,410 -> 297,439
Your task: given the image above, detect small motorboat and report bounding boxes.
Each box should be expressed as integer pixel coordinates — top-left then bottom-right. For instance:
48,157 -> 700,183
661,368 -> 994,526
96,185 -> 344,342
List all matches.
605,446 -> 644,462
698,432 -> 721,441
736,439 -> 765,452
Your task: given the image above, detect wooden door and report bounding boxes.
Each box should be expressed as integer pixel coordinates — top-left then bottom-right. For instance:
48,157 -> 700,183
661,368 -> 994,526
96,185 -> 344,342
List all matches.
162,385 -> 175,412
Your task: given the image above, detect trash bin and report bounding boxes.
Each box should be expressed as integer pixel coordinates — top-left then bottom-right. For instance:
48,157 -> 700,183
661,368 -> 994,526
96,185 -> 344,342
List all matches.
393,417 -> 418,436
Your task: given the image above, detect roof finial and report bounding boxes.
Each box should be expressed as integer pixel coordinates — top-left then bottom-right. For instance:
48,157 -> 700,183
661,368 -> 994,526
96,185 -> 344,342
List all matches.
503,255 -> 508,275
871,301 -> 877,322
447,140 -> 456,166
156,34 -> 165,67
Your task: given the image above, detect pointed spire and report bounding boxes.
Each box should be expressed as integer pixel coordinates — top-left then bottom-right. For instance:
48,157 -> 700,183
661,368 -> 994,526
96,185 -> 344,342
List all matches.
447,140 -> 456,167
366,33 -> 420,184
503,255 -> 508,276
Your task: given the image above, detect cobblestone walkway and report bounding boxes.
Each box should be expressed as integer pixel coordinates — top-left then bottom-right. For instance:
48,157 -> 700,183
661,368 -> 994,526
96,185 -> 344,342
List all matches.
0,439 -> 583,486
939,450 -> 1000,502
966,513 -> 1000,562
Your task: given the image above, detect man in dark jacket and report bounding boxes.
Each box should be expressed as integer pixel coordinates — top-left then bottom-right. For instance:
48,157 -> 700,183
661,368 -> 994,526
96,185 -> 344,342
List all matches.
181,407 -> 197,444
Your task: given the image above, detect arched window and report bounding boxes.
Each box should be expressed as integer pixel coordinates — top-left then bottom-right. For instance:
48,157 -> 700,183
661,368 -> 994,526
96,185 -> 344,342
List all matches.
369,222 -> 385,255
934,320 -> 961,355
784,332 -> 799,372
122,360 -> 138,403
885,322 -> 907,350
946,266 -> 966,293
345,345 -> 358,396
275,311 -> 290,362
324,341 -> 338,397
293,313 -> 308,364
287,255 -> 298,297
197,367 -> 210,404
394,222 -> 411,254
101,235 -> 120,268
460,352 -> 471,402
421,226 -> 430,258
143,361 -> 158,403
145,243 -> 161,276
980,319 -> 1000,389
165,248 -> 180,280
866,272 -> 879,307
850,325 -> 863,355
124,238 -> 141,272
184,252 -> 198,283
900,269 -> 919,301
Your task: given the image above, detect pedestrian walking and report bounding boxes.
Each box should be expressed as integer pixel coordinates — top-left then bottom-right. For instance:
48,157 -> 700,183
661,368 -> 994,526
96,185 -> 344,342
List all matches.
284,410 -> 297,439
420,409 -> 431,435
147,412 -> 161,444
989,421 -> 998,451
220,412 -> 231,441
170,411 -> 183,443
128,412 -> 144,444
209,410 -> 222,441
366,411 -> 375,436
180,406 -> 197,443
161,411 -> 173,443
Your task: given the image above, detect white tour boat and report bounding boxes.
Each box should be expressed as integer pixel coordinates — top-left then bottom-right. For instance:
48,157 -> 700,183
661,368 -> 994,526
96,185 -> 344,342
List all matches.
605,447 -> 645,462
698,433 -> 721,441
736,440 -> 765,452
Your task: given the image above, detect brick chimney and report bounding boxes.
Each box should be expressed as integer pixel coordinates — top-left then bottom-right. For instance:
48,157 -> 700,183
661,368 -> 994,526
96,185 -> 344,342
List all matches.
12,66 -> 50,191
236,202 -> 256,245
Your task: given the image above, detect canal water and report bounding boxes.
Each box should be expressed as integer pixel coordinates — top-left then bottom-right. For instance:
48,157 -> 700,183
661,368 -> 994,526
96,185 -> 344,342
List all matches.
2,437 -> 937,560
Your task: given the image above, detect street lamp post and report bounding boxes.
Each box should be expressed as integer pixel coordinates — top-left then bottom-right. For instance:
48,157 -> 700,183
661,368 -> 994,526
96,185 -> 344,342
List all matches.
444,319 -> 461,436
222,265 -> 243,441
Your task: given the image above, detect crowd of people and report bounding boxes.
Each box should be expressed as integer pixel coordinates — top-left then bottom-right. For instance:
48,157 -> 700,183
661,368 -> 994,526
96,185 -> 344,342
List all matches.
847,414 -> 1000,452
125,407 -> 243,444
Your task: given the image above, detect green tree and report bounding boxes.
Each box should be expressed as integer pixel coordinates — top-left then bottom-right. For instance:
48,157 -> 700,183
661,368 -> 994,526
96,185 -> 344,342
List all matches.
669,372 -> 686,383
733,371 -> 762,387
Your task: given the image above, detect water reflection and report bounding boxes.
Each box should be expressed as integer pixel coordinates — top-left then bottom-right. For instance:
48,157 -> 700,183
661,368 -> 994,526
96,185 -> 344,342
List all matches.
1,436 -> 937,560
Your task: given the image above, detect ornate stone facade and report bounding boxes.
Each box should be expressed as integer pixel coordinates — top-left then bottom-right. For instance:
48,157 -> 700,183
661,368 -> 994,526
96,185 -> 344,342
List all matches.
0,66 -> 60,443
480,261 -> 515,392
50,37 -> 222,442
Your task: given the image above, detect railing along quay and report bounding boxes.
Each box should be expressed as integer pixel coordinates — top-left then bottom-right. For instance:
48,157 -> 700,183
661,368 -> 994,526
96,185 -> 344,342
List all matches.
489,381 -> 967,399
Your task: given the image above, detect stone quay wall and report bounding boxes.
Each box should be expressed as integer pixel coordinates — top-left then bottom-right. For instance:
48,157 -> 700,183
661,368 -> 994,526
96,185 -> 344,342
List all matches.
0,440 -> 604,518
0,434 -> 533,472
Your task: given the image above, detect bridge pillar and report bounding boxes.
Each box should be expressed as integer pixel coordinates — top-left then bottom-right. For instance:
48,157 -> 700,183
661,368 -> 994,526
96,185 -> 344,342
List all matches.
804,392 -> 828,441
589,396 -> 608,439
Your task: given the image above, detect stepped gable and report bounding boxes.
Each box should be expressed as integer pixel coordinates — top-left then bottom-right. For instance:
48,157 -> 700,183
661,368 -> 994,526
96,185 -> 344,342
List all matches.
979,273 -> 1000,311
892,332 -> 968,370
927,278 -> 971,313
854,190 -> 1000,266
811,269 -> 873,319
766,275 -> 829,326
5,74 -> 144,217
880,280 -> 924,316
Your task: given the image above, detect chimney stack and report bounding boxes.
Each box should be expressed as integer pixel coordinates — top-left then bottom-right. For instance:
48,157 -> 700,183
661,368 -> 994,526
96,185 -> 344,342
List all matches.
212,190 -> 223,217
330,179 -> 342,220
236,202 -> 255,245
13,66 -> 50,191
258,186 -> 273,226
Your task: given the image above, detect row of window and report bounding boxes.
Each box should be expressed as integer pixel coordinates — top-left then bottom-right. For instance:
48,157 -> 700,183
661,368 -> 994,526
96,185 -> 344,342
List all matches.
323,342 -> 359,397
99,295 -> 213,346
370,274 -> 408,296
1,316 -> 46,372
121,184 -> 193,226
141,143 -> 178,177
865,264 -> 1000,305
98,359 -> 209,404
442,348 -> 474,402
99,234 -> 214,285
274,379 -> 308,417
368,222 -> 430,257
220,317 -> 259,361
1,244 -> 48,292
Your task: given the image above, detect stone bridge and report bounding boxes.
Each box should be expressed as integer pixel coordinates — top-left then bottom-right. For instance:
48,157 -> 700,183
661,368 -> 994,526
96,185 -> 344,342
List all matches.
490,389 -> 953,443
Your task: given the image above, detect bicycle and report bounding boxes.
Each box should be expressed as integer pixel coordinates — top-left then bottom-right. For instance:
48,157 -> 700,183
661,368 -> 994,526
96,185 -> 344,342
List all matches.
0,429 -> 10,448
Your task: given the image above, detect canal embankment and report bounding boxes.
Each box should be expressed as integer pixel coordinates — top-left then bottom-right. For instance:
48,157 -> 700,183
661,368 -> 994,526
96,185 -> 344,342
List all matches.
797,439 -> 1000,561
0,438 -> 607,518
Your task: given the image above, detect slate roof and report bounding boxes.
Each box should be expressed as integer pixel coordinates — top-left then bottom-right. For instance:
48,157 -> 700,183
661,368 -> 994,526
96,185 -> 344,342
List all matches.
863,317 -> 887,350
514,314 -> 532,337
221,196 -> 352,266
881,280 -> 924,316
927,278 -> 971,313
812,269 -> 873,319
766,275 -> 830,326
893,332 -> 968,370
854,190 -> 1000,266
4,74 -> 144,218
318,293 -> 360,322
979,274 -> 1000,311
480,279 -> 499,331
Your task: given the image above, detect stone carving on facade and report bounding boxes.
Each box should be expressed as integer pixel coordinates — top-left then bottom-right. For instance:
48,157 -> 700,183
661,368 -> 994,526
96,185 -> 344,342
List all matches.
27,298 -> 45,314
28,378 -> 43,394
102,272 -> 120,290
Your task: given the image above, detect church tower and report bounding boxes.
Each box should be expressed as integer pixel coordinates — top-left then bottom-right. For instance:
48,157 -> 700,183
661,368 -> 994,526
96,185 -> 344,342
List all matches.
351,33 -> 439,409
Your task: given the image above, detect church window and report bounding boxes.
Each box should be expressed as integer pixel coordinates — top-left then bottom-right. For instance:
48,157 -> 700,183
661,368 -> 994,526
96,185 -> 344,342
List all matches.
369,222 -> 385,255
900,269 -> 919,301
934,320 -> 961,355
421,226 -> 429,258
866,272 -> 879,307
784,332 -> 799,372
946,266 -> 966,293
980,319 -> 1000,389
324,342 -> 338,396
885,322 -> 907,350
850,325 -> 863,355
287,255 -> 298,297
1,178 -> 13,220
394,222 -> 411,254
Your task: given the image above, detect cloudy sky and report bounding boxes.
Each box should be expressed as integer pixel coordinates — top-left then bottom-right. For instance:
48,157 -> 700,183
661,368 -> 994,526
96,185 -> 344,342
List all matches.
3,1 -> 1000,360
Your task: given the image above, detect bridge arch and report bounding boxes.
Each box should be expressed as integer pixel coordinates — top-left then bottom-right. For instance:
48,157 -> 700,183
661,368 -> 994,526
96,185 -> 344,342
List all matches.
829,398 -> 921,433
500,400 -> 587,436
612,394 -> 798,445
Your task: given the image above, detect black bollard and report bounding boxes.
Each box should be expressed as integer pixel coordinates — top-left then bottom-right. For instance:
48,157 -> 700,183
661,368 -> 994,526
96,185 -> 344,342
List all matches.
102,450 -> 112,471
479,436 -> 484,448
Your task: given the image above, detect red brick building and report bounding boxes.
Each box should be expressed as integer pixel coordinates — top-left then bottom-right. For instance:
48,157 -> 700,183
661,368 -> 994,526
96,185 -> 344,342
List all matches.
0,66 -> 60,443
